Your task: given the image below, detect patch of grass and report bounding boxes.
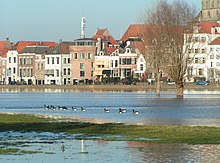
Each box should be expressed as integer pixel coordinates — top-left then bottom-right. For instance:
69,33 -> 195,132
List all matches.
0,147 -> 20,154
0,114 -> 220,144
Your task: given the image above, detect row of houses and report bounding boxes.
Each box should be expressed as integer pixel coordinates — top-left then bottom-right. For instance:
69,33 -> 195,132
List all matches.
2,20 -> 220,85
0,28 -> 146,85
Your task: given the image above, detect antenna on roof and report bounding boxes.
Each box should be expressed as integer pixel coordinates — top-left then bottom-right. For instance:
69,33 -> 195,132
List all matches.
80,17 -> 86,39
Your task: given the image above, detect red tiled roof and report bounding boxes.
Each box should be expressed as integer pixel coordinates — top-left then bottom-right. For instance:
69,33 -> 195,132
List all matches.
210,37 -> 220,45
0,41 -> 11,58
95,29 -> 106,35
105,47 -> 117,56
120,24 -> 146,42
197,22 -> 220,34
93,29 -> 118,46
12,41 -> 57,53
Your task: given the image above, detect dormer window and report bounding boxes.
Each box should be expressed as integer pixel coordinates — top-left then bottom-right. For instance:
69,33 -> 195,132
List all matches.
126,48 -> 131,53
115,49 -> 119,55
100,51 -> 104,56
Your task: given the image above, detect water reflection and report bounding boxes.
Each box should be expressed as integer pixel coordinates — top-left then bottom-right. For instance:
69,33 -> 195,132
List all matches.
127,142 -> 220,162
0,132 -> 220,163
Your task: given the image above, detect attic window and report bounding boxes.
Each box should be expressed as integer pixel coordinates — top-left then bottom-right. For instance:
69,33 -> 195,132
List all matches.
126,48 -> 131,53
100,52 -> 104,56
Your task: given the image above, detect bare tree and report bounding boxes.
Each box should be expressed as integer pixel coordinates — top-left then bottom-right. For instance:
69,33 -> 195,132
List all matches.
141,0 -> 197,97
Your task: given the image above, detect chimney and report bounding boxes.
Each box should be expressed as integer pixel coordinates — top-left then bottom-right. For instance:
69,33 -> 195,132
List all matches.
211,26 -> 216,34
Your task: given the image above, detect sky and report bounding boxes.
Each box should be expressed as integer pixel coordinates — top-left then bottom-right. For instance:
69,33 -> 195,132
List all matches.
0,0 -> 201,42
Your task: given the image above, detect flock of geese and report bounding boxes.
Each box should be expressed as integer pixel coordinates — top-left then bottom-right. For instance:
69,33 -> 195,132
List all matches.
43,105 -> 139,114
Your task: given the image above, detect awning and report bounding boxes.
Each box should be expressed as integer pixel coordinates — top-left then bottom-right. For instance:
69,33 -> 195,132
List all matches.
102,70 -> 111,75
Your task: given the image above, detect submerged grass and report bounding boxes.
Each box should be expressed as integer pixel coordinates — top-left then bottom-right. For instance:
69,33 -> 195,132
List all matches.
0,147 -> 41,155
0,113 -> 220,144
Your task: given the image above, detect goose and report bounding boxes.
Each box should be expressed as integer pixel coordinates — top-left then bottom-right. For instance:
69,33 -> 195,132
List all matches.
104,108 -> 110,113
119,108 -> 126,114
72,107 -> 77,111
81,107 -> 86,112
132,109 -> 139,115
61,106 -> 67,110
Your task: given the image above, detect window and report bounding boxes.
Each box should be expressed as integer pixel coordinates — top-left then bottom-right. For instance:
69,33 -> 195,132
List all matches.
127,58 -> 132,65
91,62 -> 94,68
20,58 -> 22,65
193,37 -> 199,42
23,58 -> 26,65
56,69 -> 59,77
19,68 -> 22,77
80,71 -> 85,77
26,58 -> 29,64
91,71 -> 94,77
38,63 -> 40,70
41,63 -> 44,70
13,67 -> 16,74
110,60 -> 113,68
63,68 -> 66,75
202,58 -> 206,63
80,53 -> 85,59
188,49 -> 192,53
23,68 -> 26,77
198,68 -> 204,76
74,53 -> 78,59
14,57 -> 16,63
9,57 -> 11,63
80,63 -> 84,69
140,64 -> 144,71
195,58 -> 199,63
132,58 -> 136,64
195,49 -> 199,54
122,58 -> 126,65
64,58 -> 66,64
201,49 -> 206,53
68,68 -> 70,75
52,57 -> 54,64
88,53 -> 92,59
57,57 -> 59,64
30,68 -> 33,77
208,11 -> 211,17
30,58 -> 33,65
115,60 -> 118,67
68,58 -> 70,63
47,57 -> 50,64
201,37 -> 206,43
27,68 -> 30,77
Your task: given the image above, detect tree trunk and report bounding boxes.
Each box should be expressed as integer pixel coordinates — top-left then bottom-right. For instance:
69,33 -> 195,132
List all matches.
176,81 -> 184,98
156,73 -> 161,97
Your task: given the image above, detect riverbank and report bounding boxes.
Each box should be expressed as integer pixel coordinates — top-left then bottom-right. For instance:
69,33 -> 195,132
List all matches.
1,113 -> 220,145
0,83 -> 219,92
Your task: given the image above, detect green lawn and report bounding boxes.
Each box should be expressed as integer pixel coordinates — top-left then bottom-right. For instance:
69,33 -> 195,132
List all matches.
0,113 -> 220,144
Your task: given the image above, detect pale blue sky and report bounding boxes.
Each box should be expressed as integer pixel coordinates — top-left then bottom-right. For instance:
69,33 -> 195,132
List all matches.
0,0 -> 201,42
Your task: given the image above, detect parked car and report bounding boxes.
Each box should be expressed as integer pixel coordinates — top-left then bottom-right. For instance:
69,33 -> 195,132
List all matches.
9,81 -> 17,85
196,81 -> 209,85
167,81 -> 175,86
123,80 -> 136,85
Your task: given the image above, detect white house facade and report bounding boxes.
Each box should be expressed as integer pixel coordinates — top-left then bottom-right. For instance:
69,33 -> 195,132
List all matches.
6,50 -> 18,84
45,54 -> 62,85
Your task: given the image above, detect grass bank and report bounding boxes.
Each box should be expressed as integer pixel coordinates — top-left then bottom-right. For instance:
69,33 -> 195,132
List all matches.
0,113 -> 220,145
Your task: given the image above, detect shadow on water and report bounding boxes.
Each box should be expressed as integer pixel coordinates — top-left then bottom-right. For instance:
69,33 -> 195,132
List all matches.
0,132 -> 220,163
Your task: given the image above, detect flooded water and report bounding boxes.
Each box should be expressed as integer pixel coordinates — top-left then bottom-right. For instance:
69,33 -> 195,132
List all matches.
0,88 -> 220,162
0,132 -> 220,163
0,88 -> 220,126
